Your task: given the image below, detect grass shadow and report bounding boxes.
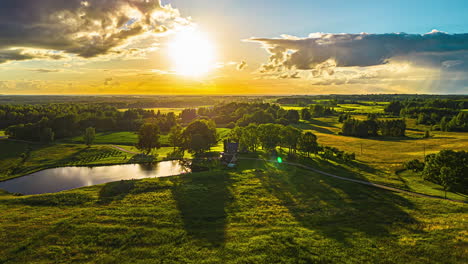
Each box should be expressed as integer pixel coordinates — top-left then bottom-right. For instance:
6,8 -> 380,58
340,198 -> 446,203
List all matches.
98,180 -> 135,204
171,172 -> 230,246
293,121 -> 336,134
309,118 -> 339,128
166,149 -> 185,159
253,159 -> 420,245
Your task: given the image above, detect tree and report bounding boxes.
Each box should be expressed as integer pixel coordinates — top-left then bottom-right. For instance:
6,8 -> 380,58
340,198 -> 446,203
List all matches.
281,126 -> 302,154
439,167 -> 457,198
300,108 -> 312,121
83,127 -> 96,147
424,130 -> 430,138
285,110 -> 300,124
168,125 -> 183,150
422,150 -> 468,194
299,131 -> 318,157
239,124 -> 259,152
136,123 -> 161,154
180,109 -> 197,123
182,119 -> 217,154
237,110 -> 274,126
384,101 -> 403,116
404,159 -> 425,172
40,127 -> 55,144
258,123 -> 282,151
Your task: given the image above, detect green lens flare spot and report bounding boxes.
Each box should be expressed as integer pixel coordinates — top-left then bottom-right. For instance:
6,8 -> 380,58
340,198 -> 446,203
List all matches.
277,157 -> 283,163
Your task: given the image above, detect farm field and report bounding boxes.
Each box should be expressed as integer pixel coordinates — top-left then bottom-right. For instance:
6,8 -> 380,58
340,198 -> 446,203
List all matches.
282,102 -> 389,113
0,160 -> 466,263
64,128 -> 230,147
64,132 -> 139,146
285,113 -> 468,199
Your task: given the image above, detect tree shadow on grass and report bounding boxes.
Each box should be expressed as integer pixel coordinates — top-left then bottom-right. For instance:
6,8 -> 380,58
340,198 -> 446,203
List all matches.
98,180 -> 136,204
309,118 -> 339,128
170,172 -> 231,247
292,122 -> 336,134
166,149 -> 185,159
254,160 -> 420,245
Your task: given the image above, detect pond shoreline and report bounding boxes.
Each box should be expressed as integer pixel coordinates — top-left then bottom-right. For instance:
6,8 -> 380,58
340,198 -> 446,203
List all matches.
0,158 -> 192,183
0,160 -> 192,195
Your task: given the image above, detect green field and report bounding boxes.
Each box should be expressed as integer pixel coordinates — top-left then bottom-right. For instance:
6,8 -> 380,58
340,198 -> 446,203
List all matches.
65,128 -> 230,147
64,132 -> 139,146
282,102 -> 389,114
289,116 -> 468,198
334,103 -> 388,113
0,160 -> 466,263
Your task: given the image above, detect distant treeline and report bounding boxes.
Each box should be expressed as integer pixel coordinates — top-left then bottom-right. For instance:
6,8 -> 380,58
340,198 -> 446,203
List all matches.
384,99 -> 468,131
276,94 -> 468,105
181,103 -> 299,127
0,95 -> 266,108
1,104 -> 178,142
180,103 -> 335,127
340,114 -> 406,137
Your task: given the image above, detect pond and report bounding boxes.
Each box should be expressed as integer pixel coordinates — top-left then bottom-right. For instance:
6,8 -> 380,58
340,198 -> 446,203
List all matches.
0,161 -> 190,195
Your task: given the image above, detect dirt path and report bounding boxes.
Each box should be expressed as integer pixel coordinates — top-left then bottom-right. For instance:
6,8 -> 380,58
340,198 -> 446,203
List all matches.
111,145 -> 140,155
239,157 -> 467,204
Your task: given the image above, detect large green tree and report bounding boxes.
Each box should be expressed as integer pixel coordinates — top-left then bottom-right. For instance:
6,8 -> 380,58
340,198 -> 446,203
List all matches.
300,108 -> 312,121
258,123 -> 282,151
40,127 -> 55,144
168,124 -> 183,150
299,131 -> 319,157
136,123 -> 161,154
182,119 -> 217,154
422,150 -> 468,195
83,127 -> 96,147
281,126 -> 302,154
241,124 -> 260,152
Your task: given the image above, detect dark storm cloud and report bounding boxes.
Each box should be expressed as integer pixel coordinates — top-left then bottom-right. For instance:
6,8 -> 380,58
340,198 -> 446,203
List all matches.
0,0 -> 187,62
249,30 -> 468,75
0,48 -> 66,64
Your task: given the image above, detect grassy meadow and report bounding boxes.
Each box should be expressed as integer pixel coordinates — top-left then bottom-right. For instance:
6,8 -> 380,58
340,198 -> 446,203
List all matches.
0,99 -> 466,263
289,115 -> 468,199
0,160 -> 466,263
64,128 -> 231,147
282,102 -> 389,113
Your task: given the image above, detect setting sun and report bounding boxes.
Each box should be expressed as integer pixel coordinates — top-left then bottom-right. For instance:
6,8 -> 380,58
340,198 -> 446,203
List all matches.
168,28 -> 216,77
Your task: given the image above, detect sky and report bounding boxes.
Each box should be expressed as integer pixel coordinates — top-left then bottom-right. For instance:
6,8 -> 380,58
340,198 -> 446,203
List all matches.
1,0 -> 468,95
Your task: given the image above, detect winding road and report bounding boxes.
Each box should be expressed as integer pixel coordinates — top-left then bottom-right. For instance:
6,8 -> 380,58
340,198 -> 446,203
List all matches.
238,157 -> 467,204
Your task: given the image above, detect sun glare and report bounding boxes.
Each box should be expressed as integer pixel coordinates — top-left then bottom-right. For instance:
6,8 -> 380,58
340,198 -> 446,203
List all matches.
168,28 -> 216,77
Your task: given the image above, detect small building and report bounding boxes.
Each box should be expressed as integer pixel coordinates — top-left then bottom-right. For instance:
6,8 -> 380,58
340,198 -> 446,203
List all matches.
224,141 -> 239,154
221,140 -> 239,166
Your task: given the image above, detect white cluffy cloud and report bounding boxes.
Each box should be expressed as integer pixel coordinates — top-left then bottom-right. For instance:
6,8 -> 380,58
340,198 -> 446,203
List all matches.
249,30 -> 468,78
